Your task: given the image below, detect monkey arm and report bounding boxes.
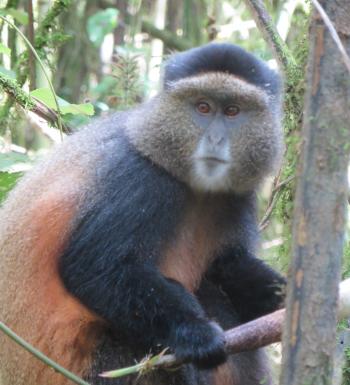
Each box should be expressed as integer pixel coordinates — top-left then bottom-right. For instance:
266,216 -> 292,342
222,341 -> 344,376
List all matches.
207,247 -> 286,323
56,134 -> 226,368
60,258 -> 226,368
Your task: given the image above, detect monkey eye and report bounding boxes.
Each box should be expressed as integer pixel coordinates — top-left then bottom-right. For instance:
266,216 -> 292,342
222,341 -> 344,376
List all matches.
224,105 -> 240,117
196,101 -> 211,114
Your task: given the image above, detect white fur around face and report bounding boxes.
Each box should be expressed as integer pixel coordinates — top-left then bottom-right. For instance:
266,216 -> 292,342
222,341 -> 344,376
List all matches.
192,160 -> 231,192
191,139 -> 232,192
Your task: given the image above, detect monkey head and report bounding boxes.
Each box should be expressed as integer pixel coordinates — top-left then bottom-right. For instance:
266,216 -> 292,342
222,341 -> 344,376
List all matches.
126,43 -> 283,194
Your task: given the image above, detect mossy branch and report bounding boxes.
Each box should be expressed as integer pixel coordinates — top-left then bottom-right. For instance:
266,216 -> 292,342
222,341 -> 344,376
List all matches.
34,0 -> 72,51
0,74 -> 35,110
141,20 -> 192,51
244,0 -> 298,75
0,73 -> 70,133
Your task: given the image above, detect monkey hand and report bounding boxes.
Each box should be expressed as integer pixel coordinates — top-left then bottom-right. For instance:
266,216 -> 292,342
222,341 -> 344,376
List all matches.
168,319 -> 226,369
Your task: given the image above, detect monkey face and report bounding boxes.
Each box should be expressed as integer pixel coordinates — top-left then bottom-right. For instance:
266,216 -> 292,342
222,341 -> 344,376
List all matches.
126,72 -> 283,194
169,73 -> 283,193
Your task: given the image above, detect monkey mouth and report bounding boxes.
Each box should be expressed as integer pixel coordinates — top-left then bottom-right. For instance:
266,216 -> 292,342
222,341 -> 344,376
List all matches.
197,157 -> 231,178
199,157 -> 229,164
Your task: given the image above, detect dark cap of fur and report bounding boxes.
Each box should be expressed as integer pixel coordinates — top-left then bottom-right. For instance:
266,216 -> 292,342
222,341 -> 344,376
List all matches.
163,43 -> 281,97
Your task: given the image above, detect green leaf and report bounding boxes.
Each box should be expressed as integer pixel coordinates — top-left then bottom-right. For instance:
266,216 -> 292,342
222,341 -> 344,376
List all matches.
60,103 -> 94,116
0,152 -> 32,172
0,8 -> 29,25
0,171 -> 23,203
30,88 -> 94,116
87,8 -> 118,47
30,87 -> 62,109
0,42 -> 11,56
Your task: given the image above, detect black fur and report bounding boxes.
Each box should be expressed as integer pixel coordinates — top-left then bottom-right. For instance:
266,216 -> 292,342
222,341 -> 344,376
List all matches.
58,43 -> 285,384
85,280 -> 271,385
59,134 -> 227,368
163,43 -> 281,97
207,247 -> 286,323
58,130 -> 284,375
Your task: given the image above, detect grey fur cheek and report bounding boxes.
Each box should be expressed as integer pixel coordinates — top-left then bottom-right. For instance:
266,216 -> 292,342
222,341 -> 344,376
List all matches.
225,122 -> 282,192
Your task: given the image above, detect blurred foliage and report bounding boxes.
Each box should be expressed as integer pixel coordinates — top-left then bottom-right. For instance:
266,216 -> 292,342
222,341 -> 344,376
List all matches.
87,8 -> 119,47
344,347 -> 350,385
0,171 -> 21,202
0,149 -> 33,203
30,87 -> 94,115
111,50 -> 141,109
343,241 -> 350,279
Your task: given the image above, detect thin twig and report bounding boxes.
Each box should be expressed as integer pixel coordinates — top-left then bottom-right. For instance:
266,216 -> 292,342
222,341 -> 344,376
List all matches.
310,0 -> 350,74
259,173 -> 295,231
0,322 -> 90,385
273,175 -> 295,193
259,190 -> 281,231
27,0 -> 36,90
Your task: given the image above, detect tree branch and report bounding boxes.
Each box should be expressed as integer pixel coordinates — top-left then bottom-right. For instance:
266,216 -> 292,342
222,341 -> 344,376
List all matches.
27,0 -> 36,90
0,73 -> 71,133
259,174 -> 295,231
0,321 -> 90,385
244,0 -> 297,73
141,20 -> 192,51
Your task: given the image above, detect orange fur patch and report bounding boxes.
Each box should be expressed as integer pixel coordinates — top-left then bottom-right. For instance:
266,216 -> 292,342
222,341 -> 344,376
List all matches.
1,187 -> 103,385
159,198 -> 223,292
29,190 -> 103,384
213,362 -> 239,385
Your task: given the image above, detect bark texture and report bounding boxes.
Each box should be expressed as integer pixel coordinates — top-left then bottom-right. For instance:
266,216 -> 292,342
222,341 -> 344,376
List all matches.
280,2 -> 350,385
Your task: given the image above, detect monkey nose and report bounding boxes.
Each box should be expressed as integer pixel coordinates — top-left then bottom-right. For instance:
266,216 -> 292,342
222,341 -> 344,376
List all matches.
208,133 -> 225,146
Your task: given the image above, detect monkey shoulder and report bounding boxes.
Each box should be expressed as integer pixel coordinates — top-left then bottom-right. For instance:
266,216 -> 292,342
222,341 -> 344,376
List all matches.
58,117 -> 188,273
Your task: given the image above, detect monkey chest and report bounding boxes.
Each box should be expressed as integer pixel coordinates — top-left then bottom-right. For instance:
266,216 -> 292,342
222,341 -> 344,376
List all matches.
158,211 -> 224,292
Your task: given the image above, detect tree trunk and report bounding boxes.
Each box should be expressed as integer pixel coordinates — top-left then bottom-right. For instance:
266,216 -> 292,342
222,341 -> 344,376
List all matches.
280,1 -> 350,384
55,1 -> 100,102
